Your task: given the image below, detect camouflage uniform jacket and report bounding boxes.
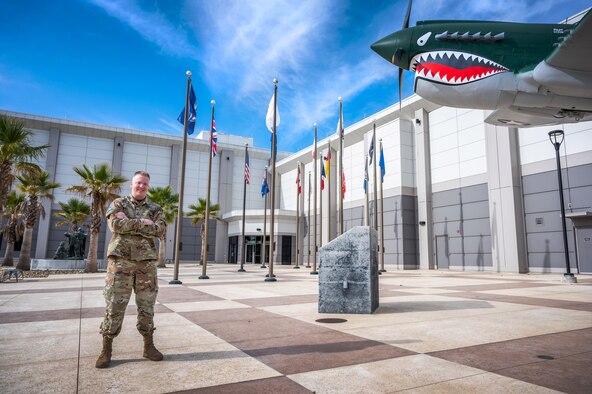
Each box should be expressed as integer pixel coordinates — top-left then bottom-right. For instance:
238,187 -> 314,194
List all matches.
106,195 -> 166,261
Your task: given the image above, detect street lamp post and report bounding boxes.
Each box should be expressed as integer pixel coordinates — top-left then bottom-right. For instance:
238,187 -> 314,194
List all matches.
548,130 -> 577,284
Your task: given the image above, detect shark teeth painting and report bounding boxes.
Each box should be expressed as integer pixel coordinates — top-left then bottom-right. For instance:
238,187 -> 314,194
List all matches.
411,50 -> 509,85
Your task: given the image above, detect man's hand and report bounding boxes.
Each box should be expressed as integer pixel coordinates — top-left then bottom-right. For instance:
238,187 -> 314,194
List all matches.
115,212 -> 127,219
142,219 -> 154,226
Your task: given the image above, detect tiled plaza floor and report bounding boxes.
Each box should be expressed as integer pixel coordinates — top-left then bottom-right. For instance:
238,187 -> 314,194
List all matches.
1,264 -> 591,393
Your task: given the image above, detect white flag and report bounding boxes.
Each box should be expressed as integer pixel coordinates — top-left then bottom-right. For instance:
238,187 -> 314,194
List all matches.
266,92 -> 280,133
336,111 -> 343,138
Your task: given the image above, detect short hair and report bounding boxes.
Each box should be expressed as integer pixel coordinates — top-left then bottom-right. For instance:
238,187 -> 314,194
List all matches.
133,171 -> 150,179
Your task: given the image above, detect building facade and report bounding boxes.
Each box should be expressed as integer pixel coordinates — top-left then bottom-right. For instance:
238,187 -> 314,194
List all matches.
1,95 -> 591,274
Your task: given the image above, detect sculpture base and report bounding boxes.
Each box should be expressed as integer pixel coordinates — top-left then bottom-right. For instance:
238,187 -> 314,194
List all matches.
318,226 -> 379,314
31,259 -> 106,270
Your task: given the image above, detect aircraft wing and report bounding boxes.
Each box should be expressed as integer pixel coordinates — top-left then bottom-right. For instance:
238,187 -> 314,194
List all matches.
531,9 -> 592,98
546,9 -> 592,74
488,10 -> 592,127
485,106 -> 581,128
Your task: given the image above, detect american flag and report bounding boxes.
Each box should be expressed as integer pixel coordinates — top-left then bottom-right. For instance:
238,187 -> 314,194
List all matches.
321,157 -> 326,190
244,148 -> 250,184
211,118 -> 218,157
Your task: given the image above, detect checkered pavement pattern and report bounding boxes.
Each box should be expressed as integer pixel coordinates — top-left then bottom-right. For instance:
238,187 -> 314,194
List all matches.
1,265 -> 591,393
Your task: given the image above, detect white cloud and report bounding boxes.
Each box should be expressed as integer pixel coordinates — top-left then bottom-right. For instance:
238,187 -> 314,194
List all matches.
88,0 -> 199,59
192,0 -> 333,98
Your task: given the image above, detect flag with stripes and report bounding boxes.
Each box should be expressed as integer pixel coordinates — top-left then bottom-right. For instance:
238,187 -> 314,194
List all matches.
211,118 -> 218,157
244,149 -> 250,184
296,164 -> 302,194
321,157 -> 326,190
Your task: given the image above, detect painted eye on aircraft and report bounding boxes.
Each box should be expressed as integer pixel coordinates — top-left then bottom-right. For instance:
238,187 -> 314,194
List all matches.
417,32 -> 432,46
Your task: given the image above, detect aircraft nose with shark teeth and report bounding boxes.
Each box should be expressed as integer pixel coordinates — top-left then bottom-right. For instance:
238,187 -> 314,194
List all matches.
371,5 -> 592,127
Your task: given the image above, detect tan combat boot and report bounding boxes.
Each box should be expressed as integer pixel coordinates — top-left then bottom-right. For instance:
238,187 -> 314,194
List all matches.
142,333 -> 163,361
95,336 -> 113,368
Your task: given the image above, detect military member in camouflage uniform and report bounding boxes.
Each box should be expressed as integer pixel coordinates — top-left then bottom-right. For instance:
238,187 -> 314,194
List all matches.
96,171 -> 167,368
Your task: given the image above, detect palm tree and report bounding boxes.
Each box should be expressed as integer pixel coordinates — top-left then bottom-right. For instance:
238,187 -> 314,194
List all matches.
15,171 -> 60,270
66,164 -> 127,273
2,191 -> 25,266
187,198 -> 220,265
0,114 -> 49,218
53,198 -> 91,235
147,186 -> 179,268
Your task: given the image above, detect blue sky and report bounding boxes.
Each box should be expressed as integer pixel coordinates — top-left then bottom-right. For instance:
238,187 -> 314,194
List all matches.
1,0 -> 589,152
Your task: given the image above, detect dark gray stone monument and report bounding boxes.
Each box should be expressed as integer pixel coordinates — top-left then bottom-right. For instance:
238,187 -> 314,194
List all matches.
318,226 -> 379,314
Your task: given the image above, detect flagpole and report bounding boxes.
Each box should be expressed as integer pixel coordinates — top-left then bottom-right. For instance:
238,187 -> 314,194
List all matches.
240,143 -> 248,272
294,161 -> 301,269
327,140 -> 332,242
261,166 -> 268,268
372,122 -> 378,231
266,79 -> 278,282
365,154 -> 370,226
170,71 -> 191,285
312,122 -> 319,276
338,97 -> 344,236
199,99 -> 216,280
307,170 -> 311,268
379,138 -> 386,273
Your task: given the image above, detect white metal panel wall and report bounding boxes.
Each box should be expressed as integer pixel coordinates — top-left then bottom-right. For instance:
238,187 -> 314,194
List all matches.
519,121 -> 592,165
343,139 -> 366,203
429,107 -> 487,184
281,167 -> 298,210
54,133 -> 114,203
121,142 -> 171,189
182,149 -> 220,211
30,129 -> 50,169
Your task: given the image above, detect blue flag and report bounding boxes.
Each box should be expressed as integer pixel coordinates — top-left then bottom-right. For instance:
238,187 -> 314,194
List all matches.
363,156 -> 368,194
261,170 -> 269,197
177,82 -> 197,135
379,143 -> 385,183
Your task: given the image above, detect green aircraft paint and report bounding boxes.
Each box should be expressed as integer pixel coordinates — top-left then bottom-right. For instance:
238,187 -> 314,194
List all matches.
371,21 -> 575,80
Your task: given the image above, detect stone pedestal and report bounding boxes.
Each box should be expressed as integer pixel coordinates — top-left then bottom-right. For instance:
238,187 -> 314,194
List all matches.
31,259 -> 107,270
318,226 -> 379,314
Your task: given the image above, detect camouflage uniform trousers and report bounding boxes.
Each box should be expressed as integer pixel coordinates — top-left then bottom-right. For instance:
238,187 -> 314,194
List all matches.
100,256 -> 159,338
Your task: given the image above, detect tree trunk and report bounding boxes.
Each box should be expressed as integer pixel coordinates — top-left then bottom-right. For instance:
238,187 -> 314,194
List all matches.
86,228 -> 99,273
16,226 -> 33,270
2,242 -> 15,266
157,235 -> 166,268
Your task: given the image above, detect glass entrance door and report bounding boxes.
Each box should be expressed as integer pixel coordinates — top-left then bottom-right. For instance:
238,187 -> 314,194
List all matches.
246,244 -> 254,263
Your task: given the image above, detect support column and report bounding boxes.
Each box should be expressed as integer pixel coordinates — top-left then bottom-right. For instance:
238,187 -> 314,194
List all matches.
103,137 -> 125,261
414,109 -> 434,269
36,127 -> 60,258
485,123 -> 527,273
164,143 -> 181,262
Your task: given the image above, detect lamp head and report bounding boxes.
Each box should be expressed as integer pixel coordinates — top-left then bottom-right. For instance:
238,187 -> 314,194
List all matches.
548,130 -> 564,147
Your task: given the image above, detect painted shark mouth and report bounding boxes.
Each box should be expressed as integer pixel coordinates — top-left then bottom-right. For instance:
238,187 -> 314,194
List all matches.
410,50 -> 509,85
